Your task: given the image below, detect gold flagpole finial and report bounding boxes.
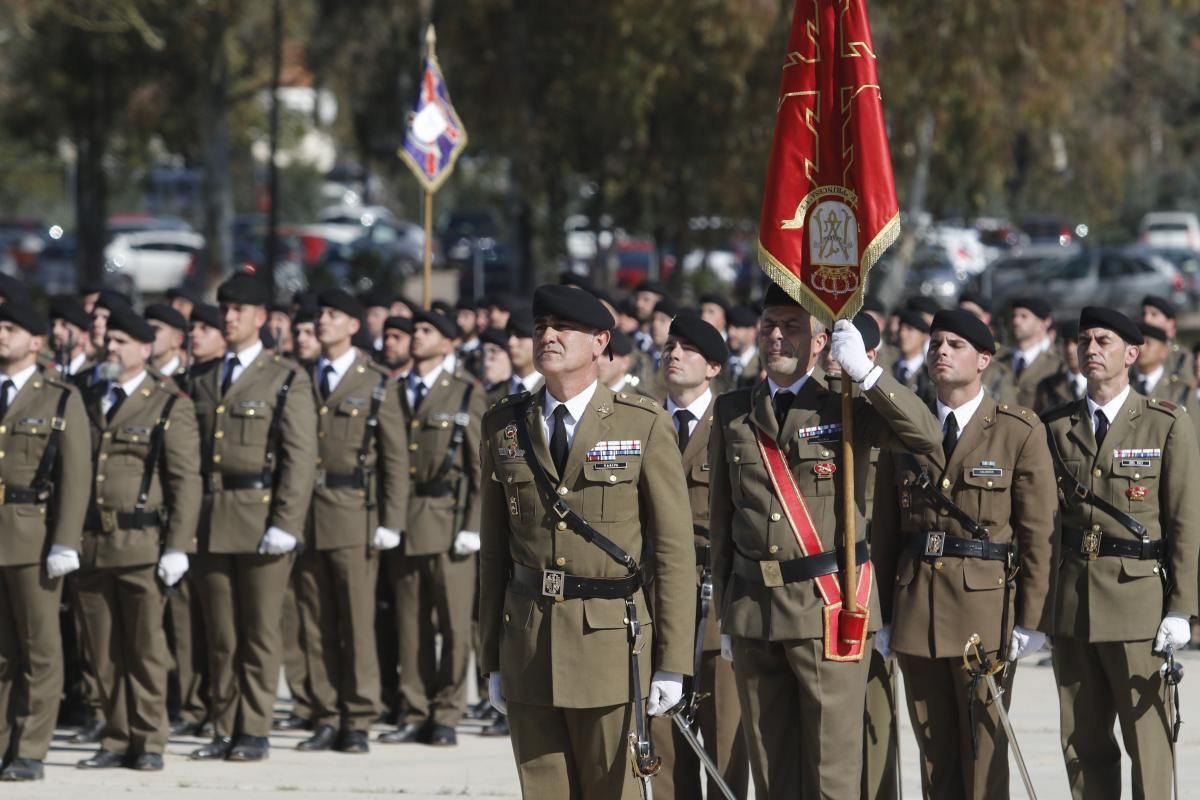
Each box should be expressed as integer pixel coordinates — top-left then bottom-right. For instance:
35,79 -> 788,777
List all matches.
425,24 -> 436,56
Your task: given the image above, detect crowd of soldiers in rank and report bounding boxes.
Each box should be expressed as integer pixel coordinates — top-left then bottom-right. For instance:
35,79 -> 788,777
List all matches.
0,266 -> 1194,800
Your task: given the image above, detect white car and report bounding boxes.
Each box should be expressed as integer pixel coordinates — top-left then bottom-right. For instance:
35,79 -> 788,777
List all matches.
104,230 -> 205,295
1140,211 -> 1200,252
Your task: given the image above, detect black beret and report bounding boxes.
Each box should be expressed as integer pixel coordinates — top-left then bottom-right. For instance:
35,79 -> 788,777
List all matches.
0,302 -> 47,335
930,309 -> 995,354
318,288 -> 364,319
532,284 -> 615,332
105,302 -> 155,343
1057,319 -> 1080,341
411,308 -> 458,339
763,283 -> 801,309
384,315 -> 413,334
166,286 -> 201,306
1138,322 -> 1168,343
479,327 -> 508,349
669,312 -> 728,365
392,295 -> 417,315
189,303 -> 221,329
351,328 -> 375,351
1141,294 -> 1176,319
897,309 -> 931,334
259,323 -> 275,349
852,313 -> 882,351
506,304 -> 534,338
560,272 -> 595,292
488,293 -> 515,311
617,297 -> 638,318
653,296 -> 680,318
0,274 -> 30,304
728,306 -> 759,327
698,292 -> 730,314
455,297 -> 477,312
957,290 -> 991,314
78,280 -> 104,296
292,304 -> 318,326
358,287 -> 394,309
635,280 -> 666,297
1079,306 -> 1143,345
95,289 -> 132,313
1011,296 -> 1052,320
861,295 -> 887,316
431,299 -> 453,317
905,295 -> 941,316
609,329 -> 634,357
217,273 -> 270,307
49,296 -> 91,330
144,303 -> 188,332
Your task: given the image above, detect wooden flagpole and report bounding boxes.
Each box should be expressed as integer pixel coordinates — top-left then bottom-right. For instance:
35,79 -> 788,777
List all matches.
421,24 -> 436,311
840,376 -> 857,611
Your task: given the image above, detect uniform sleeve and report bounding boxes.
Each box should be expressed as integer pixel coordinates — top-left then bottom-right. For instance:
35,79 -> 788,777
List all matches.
1011,420 -> 1059,633
50,386 -> 90,551
478,415 -> 511,675
1160,413 -> 1200,617
270,368 -> 318,537
460,384 -> 487,533
162,394 -> 203,554
708,401 -> 734,631
869,451 -> 901,624
376,380 -> 410,532
857,370 -> 942,455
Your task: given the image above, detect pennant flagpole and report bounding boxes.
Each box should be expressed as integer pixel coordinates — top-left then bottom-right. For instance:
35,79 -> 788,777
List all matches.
421,26 -> 436,310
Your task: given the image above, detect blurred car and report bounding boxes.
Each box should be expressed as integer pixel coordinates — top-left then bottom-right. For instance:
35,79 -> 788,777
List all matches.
1139,211 -> 1200,252
108,213 -> 195,235
968,244 -> 1077,299
1128,246 -> 1200,307
610,238 -> 665,289
1019,215 -> 1082,247
32,233 -> 77,296
924,225 -> 991,275
681,249 -> 739,284
104,229 -> 206,296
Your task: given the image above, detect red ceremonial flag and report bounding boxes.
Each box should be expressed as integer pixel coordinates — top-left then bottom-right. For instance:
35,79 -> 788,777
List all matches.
757,0 -> 900,325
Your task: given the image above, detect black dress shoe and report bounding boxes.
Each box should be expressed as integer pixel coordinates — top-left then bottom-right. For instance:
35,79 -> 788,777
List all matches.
77,749 -> 126,769
132,753 -> 164,771
335,730 -> 369,754
189,735 -> 234,760
169,719 -> 199,736
378,722 -> 426,744
273,712 -> 311,731
465,698 -> 494,720
427,724 -> 457,747
479,715 -> 509,737
227,734 -> 269,762
198,721 -> 216,738
0,758 -> 44,781
69,718 -> 106,744
296,725 -> 337,752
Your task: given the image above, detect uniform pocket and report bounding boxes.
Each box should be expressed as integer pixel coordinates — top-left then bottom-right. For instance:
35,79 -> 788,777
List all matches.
726,441 -> 760,504
494,462 -> 536,522
962,559 -> 1006,591
581,464 -> 638,522
11,418 -> 49,458
1119,556 -> 1161,580
230,401 -> 269,446
962,466 -> 1012,524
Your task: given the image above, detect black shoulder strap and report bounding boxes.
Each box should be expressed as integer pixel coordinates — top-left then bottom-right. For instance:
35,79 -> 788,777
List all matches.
357,373 -> 389,469
1044,427 -> 1148,538
901,453 -> 991,539
262,369 -> 296,486
512,411 -> 638,575
30,388 -> 71,498
427,383 -> 474,487
134,393 -> 179,512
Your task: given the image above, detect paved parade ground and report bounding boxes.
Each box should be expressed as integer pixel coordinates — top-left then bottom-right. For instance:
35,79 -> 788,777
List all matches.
18,650 -> 1200,799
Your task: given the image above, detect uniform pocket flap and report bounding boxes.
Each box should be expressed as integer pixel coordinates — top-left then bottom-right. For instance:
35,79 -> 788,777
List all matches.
1119,557 -> 1161,578
690,462 -> 712,483
962,467 -> 1012,490
727,441 -> 760,465
582,463 -> 637,483
962,558 -> 1006,591
12,418 -> 48,435
230,400 -> 267,418
1111,460 -> 1160,479
113,425 -> 153,444
337,397 -> 368,416
494,462 -> 534,484
583,592 -> 651,631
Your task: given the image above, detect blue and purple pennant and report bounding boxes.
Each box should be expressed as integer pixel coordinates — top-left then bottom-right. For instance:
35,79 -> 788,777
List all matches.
399,47 -> 468,193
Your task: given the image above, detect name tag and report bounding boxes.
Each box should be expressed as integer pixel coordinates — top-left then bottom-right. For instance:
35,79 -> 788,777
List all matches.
123,425 -> 152,436
18,417 -> 46,426
1119,459 -> 1152,468
971,467 -> 1004,478
592,462 -> 627,470
238,400 -> 265,409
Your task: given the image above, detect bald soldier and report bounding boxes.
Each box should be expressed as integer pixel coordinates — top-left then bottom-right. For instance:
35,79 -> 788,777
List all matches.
480,285 -> 695,799
1044,307 -> 1200,800
872,309 -> 1057,799
709,285 -> 942,798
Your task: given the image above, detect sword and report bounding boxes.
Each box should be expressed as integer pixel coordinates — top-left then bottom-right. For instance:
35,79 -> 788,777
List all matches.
962,633 -> 1038,800
1160,644 -> 1184,800
664,703 -> 738,800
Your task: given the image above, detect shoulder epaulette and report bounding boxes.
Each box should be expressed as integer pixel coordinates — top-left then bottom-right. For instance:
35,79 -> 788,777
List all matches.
1039,400 -> 1077,424
996,402 -> 1037,427
614,391 -> 660,412
485,390 -> 529,420
1147,396 -> 1180,415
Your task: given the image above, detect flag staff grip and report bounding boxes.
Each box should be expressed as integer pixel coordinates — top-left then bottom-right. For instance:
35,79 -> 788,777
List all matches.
840,375 -> 857,611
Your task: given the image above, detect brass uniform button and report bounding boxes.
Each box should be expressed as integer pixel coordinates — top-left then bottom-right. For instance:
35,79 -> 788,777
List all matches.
556,521 -> 567,531
1093,468 -> 1102,478
504,612 -> 511,623
607,475 -> 617,483
733,455 -> 741,463
768,545 -> 779,555
933,559 -> 944,570
770,512 -> 781,522
941,479 -> 951,489
557,487 -> 568,496
555,557 -> 566,567
212,454 -> 222,464
214,430 -> 224,439
409,443 -> 419,451
216,405 -> 225,414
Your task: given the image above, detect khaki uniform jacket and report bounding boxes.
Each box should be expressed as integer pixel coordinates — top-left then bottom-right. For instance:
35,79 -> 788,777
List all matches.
402,368 -> 485,554
872,396 -> 1058,657
1132,367 -> 1196,411
0,369 -> 90,566
478,385 -> 696,708
998,346 -> 1063,412
1035,369 -> 1085,413
1044,393 -> 1200,641
983,357 -> 1018,405
674,396 -> 720,651
709,371 -> 942,641
82,374 -> 202,568
192,351 -> 318,553
310,355 -> 409,550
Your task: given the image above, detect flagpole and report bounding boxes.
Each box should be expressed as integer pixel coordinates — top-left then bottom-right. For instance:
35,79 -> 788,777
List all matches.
423,188 -> 433,310
841,377 -> 857,611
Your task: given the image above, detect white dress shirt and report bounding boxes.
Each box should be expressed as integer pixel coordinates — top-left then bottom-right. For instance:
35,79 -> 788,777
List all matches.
102,371 -> 147,417
315,347 -> 358,395
67,351 -> 88,376
1014,337 -> 1052,371
1133,365 -> 1165,395
666,388 -> 712,440
1086,385 -> 1131,432
223,340 -> 264,387
541,380 -> 598,449
158,355 -> 181,377
936,387 -> 986,433
511,370 -> 543,395
406,365 -> 443,409
767,371 -> 812,399
0,363 -> 38,410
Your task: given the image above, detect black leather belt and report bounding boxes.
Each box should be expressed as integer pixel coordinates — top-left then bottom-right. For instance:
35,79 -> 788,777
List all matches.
510,562 -> 640,600
695,544 -> 710,567
321,472 -> 363,490
85,509 -> 162,530
907,531 -> 1012,562
733,539 -> 869,586
1064,528 -> 1164,561
413,481 -> 453,498
1,486 -> 48,505
206,472 -> 272,491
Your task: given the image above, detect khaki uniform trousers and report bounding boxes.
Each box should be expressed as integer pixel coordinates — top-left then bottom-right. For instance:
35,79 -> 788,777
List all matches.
650,650 -> 748,800
733,635 -> 872,799
75,564 -> 170,755
165,575 -> 209,726
897,652 -> 1014,799
392,551 -> 474,728
193,552 -> 293,737
862,649 -> 900,800
0,565 -> 64,761
508,699 -> 638,800
1053,635 -> 1173,800
281,571 -> 312,720
295,545 -> 381,730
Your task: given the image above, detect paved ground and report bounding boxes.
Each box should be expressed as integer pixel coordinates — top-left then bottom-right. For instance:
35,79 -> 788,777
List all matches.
20,649 -> 1200,798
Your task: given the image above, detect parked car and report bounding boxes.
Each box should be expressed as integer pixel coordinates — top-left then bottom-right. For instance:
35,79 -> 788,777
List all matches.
104,229 -> 205,296
1139,211 -> 1200,252
968,244 -> 1078,299
1019,214 -> 1082,247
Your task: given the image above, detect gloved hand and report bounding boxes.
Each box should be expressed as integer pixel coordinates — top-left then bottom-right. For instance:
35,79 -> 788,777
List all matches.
257,526 -> 298,556
1008,625 -> 1047,660
488,672 -> 507,715
1154,613 -> 1192,653
874,625 -> 895,661
453,530 -> 481,556
646,671 -> 684,716
46,545 -> 80,579
156,549 -> 189,587
831,319 -> 876,383
720,634 -> 734,662
371,527 -> 402,551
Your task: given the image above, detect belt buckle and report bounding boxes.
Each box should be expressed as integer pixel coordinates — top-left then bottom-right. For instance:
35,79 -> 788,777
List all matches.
541,569 -> 566,601
923,531 -> 946,558
1082,529 -> 1102,560
759,560 -> 784,588
314,468 -> 327,489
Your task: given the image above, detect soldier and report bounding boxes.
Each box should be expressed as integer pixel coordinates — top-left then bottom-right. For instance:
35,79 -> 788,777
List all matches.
638,297 -> 676,401
188,273 -> 318,762
725,305 -> 761,390
891,309 -> 934,405
996,297 -> 1062,412
650,312 -> 749,800
1130,322 -> 1197,414
50,296 -> 94,376
73,305 -> 202,771
599,330 -> 651,398
1035,320 -> 1086,412
379,308 -> 484,747
504,307 -> 543,397
1044,306 -> 1200,800
380,315 -> 413,379
145,303 -> 190,383
709,285 -> 942,798
0,303 -> 90,781
167,287 -> 200,322
482,328 -> 514,406
455,298 -> 484,379
479,284 -> 694,799
188,304 -> 226,368
871,309 -> 1057,799
1140,294 -> 1193,384
698,292 -> 729,337
633,279 -> 667,353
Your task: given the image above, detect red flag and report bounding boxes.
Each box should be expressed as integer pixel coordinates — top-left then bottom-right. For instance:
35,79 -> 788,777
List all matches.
757,0 -> 900,325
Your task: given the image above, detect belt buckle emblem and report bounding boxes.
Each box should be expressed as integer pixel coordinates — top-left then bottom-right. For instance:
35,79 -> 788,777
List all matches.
759,560 -> 785,588
1082,530 -> 1102,560
923,531 -> 946,558
542,569 -> 566,600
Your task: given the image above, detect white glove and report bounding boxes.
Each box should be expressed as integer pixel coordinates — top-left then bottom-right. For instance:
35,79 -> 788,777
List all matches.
1154,613 -> 1192,653
874,625 -> 895,661
488,672 -> 507,715
257,526 -> 299,555
45,545 -> 81,579
1008,625 -> 1047,661
720,634 -> 734,662
371,527 -> 402,551
156,549 -> 189,587
831,319 -> 874,383
646,671 -> 684,716
453,530 -> 481,556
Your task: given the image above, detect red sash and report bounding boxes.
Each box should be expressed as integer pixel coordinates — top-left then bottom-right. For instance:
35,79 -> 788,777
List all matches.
754,429 -> 871,662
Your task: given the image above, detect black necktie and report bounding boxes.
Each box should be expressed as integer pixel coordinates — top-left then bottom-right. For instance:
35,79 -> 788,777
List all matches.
1136,375 -> 1148,396
728,357 -> 743,380
894,362 -> 909,383
550,404 -> 570,475
0,379 -> 12,419
319,364 -> 334,399
942,413 -> 959,459
773,390 -> 795,430
106,386 -> 126,423
410,378 -> 427,412
221,356 -> 239,396
1094,409 -> 1109,446
1013,355 -> 1026,380
674,409 -> 694,454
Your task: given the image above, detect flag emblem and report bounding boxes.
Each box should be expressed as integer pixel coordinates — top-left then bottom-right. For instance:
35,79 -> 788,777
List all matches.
400,48 -> 468,192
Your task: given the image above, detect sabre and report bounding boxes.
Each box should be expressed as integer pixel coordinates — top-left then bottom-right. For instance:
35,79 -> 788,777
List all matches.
664,698 -> 738,800
1161,644 -> 1184,800
962,633 -> 1038,800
